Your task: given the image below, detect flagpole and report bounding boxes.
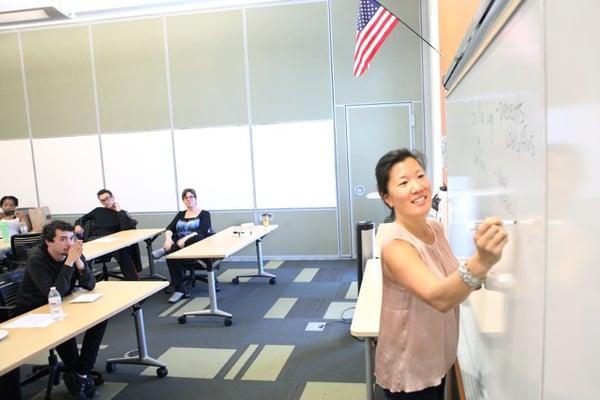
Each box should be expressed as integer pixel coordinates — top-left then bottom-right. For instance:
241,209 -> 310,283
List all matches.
386,8 -> 441,56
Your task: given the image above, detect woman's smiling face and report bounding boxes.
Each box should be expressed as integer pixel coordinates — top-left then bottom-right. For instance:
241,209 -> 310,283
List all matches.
382,157 -> 432,219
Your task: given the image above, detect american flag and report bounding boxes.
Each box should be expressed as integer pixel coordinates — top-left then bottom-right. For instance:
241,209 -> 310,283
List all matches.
353,0 -> 399,77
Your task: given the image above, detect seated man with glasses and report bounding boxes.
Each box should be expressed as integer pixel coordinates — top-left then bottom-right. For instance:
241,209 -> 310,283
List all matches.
74,189 -> 141,281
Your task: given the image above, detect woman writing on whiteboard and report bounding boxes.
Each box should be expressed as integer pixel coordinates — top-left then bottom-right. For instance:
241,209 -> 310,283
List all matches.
374,149 -> 508,399
159,188 -> 213,303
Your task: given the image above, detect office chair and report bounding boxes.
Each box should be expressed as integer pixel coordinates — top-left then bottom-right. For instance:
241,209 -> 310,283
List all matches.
0,269 -> 63,400
183,259 -> 221,293
7,233 -> 43,270
0,255 -> 9,273
0,270 -> 24,320
81,220 -> 124,281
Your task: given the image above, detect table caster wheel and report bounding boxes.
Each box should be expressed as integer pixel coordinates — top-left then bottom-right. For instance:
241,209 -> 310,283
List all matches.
269,278 -> 276,285
232,277 -> 239,285
178,316 -> 187,324
224,318 -> 232,326
105,363 -> 115,373
156,366 -> 168,378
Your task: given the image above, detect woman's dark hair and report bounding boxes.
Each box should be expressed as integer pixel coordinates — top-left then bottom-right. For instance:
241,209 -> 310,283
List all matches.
375,149 -> 427,208
0,195 -> 18,207
42,220 -> 74,242
181,188 -> 196,200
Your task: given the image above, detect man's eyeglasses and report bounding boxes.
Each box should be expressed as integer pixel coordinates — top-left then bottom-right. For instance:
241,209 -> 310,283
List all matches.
99,196 -> 112,203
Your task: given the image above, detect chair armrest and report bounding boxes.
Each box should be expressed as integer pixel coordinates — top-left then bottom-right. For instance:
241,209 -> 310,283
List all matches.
0,305 -> 16,323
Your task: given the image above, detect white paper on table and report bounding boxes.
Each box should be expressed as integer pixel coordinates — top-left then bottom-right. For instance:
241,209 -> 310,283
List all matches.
93,237 -> 119,243
2,314 -> 55,328
70,293 -> 103,303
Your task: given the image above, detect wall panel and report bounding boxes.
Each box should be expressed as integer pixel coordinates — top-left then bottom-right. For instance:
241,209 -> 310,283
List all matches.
0,34 -> 28,139
261,209 -> 338,256
247,2 -> 332,123
167,11 -> 247,128
21,27 -> 97,137
93,19 -> 170,132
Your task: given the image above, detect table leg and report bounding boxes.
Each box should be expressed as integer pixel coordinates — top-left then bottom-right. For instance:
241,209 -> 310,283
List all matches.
178,260 -> 233,326
365,338 -> 374,400
105,304 -> 168,377
141,236 -> 167,281
232,237 -> 276,285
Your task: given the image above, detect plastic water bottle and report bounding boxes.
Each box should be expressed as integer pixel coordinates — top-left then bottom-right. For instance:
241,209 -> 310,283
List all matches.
0,220 -> 9,243
48,287 -> 64,321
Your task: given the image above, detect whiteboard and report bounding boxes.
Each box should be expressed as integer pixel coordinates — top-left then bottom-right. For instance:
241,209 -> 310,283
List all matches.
446,1 -> 600,398
101,130 -> 178,212
33,135 -> 104,214
445,0 -> 546,399
252,120 -> 337,209
0,139 -> 38,208
173,126 -> 254,211
543,0 -> 600,398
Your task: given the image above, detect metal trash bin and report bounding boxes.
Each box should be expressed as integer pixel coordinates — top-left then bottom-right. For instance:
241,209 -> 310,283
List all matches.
356,221 -> 375,292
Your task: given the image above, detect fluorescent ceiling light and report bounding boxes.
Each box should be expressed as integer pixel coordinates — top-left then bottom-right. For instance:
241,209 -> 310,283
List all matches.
0,4 -> 73,27
0,9 -> 49,23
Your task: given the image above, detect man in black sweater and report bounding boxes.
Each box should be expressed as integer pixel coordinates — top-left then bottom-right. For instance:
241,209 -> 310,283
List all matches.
15,220 -> 107,400
74,189 -> 141,281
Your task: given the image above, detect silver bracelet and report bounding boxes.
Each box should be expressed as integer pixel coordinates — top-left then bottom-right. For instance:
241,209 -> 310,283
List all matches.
458,261 -> 485,289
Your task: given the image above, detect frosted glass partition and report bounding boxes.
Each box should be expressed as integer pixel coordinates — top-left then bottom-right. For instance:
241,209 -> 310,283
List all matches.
252,120 -> 336,209
101,130 -> 178,212
174,126 -> 254,210
0,139 -> 38,207
33,136 -> 103,214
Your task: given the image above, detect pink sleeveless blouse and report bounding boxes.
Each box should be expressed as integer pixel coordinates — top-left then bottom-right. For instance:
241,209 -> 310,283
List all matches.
375,219 -> 459,393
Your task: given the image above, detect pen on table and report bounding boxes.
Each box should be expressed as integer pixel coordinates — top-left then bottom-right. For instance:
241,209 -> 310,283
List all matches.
471,219 -> 516,230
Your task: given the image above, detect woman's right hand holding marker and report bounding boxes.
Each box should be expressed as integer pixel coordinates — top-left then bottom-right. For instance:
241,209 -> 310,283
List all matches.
468,217 -> 509,278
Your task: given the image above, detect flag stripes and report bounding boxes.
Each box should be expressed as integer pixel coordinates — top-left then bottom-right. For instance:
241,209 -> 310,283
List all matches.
353,0 -> 399,77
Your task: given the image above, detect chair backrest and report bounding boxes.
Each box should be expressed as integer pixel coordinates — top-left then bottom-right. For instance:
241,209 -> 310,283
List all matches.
10,233 -> 44,263
81,220 -> 113,265
81,219 -> 96,242
0,269 -> 24,322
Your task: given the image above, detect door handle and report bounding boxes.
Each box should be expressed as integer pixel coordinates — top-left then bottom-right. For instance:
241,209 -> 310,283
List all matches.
354,185 -> 366,196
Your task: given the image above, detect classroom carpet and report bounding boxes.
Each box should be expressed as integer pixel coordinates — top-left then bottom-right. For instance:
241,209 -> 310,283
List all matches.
19,259 -> 386,400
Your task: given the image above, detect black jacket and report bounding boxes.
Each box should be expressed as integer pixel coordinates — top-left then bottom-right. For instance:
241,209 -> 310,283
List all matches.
75,207 -> 137,238
14,244 -> 96,316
